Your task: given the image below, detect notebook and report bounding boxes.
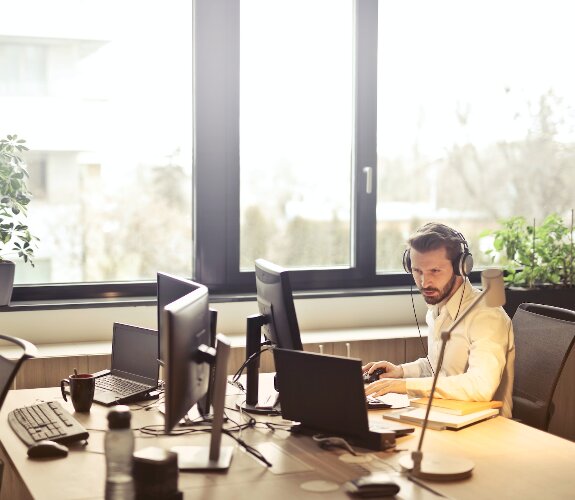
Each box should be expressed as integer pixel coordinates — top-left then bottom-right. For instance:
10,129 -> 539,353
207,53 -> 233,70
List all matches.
383,407 -> 500,430
409,398 -> 503,416
91,323 -> 160,406
273,348 -> 414,451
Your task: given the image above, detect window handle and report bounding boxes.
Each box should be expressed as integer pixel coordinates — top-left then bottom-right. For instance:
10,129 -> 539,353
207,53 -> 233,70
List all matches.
363,166 -> 373,194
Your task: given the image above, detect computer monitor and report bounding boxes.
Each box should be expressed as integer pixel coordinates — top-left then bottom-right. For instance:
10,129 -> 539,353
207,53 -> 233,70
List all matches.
157,272 -> 203,364
255,259 -> 304,351
162,286 -> 233,470
241,259 -> 303,413
157,272 -> 217,417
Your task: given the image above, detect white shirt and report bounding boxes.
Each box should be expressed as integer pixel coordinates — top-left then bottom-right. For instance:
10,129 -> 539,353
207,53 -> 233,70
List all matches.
401,280 -> 515,418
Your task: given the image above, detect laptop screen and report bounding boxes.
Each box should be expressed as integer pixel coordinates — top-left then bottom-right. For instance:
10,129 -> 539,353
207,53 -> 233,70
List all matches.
273,348 -> 371,437
111,323 -> 159,384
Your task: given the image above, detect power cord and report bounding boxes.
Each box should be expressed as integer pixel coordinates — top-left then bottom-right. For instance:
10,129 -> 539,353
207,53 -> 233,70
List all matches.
229,341 -> 273,392
410,284 -> 435,376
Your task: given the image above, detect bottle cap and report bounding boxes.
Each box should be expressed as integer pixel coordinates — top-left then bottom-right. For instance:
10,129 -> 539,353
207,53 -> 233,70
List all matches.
107,405 -> 132,429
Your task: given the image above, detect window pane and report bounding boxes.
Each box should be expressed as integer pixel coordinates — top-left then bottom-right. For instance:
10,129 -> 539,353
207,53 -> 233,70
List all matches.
239,0 -> 353,271
376,0 -> 575,272
1,1 -> 193,284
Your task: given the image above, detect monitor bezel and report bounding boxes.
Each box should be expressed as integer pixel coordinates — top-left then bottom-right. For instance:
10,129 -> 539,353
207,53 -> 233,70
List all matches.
163,285 -> 212,433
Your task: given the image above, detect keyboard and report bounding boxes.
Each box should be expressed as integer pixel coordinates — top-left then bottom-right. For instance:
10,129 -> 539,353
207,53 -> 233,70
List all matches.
96,374 -> 150,397
8,401 -> 90,447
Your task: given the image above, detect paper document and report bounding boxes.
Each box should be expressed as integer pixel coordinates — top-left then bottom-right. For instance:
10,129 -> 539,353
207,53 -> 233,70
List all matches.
383,407 -> 499,430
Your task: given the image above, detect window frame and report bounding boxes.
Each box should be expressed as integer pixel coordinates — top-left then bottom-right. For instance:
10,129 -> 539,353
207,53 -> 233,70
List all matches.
9,0 -> 471,304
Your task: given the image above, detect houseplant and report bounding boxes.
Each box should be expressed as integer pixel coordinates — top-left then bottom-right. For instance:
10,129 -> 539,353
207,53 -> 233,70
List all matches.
0,134 -> 38,306
482,212 -> 575,315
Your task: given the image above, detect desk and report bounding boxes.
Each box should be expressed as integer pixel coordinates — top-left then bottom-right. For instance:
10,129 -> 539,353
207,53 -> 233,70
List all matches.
1,388 -> 574,500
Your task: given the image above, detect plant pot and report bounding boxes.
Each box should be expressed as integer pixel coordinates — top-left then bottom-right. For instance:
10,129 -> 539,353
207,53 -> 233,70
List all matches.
503,287 -> 575,317
0,260 -> 16,306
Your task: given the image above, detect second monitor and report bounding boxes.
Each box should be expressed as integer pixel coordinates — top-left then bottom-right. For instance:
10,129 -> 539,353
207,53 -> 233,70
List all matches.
240,259 -> 303,413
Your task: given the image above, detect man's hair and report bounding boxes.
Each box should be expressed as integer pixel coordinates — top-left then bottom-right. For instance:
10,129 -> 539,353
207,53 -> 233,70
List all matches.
407,222 -> 465,263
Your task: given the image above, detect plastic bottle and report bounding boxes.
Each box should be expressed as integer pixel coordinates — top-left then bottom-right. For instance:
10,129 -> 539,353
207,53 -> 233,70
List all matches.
104,405 -> 135,500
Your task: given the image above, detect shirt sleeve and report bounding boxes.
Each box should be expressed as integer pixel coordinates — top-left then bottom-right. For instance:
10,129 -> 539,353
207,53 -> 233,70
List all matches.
405,307 -> 511,401
401,357 -> 433,378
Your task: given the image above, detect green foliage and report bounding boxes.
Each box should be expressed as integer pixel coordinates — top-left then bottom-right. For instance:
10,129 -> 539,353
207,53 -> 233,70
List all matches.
482,213 -> 575,288
0,134 -> 39,266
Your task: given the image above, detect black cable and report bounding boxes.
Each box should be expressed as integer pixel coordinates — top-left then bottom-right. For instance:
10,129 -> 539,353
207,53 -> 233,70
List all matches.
411,283 -> 435,376
221,429 -> 272,467
230,342 -> 273,390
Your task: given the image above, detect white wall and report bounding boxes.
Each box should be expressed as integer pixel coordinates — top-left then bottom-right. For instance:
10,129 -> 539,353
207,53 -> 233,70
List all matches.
0,293 -> 427,346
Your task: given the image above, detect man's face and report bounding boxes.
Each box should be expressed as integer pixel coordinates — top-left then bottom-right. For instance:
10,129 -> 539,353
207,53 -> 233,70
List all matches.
410,247 -> 462,305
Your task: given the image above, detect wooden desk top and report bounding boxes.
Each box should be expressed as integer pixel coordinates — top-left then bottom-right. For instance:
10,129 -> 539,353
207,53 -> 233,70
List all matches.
1,387 -> 574,500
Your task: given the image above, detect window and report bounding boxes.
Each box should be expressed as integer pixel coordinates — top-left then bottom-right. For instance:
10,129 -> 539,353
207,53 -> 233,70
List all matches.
2,1 -> 194,286
376,0 -> 575,273
239,0 -> 353,270
5,0 -> 575,300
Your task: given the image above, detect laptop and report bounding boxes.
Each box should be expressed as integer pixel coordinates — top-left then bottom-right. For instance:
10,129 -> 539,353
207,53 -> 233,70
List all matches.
273,348 -> 414,451
91,323 -> 160,406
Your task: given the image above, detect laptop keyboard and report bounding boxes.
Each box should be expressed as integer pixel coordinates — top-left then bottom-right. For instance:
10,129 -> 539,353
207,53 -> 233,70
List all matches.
96,374 -> 150,396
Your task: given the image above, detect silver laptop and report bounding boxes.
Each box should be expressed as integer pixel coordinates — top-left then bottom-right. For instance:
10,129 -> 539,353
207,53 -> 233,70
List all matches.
91,323 -> 160,406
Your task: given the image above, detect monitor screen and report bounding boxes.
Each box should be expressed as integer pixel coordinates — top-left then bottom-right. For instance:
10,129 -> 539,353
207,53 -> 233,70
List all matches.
255,259 -> 303,350
163,285 -> 212,433
157,272 -> 202,364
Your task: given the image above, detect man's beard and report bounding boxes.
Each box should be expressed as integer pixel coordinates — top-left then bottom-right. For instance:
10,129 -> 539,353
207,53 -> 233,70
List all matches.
419,273 -> 457,305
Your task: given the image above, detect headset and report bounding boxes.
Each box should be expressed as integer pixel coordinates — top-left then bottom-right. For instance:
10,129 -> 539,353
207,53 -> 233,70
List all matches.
403,223 -> 473,376
402,223 -> 474,278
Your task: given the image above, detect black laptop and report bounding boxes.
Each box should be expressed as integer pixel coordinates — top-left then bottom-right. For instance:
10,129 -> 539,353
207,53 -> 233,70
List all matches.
91,323 -> 160,406
273,348 -> 414,451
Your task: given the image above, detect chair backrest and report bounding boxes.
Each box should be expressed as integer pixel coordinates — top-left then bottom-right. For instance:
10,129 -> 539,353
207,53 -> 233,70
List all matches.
0,334 -> 37,410
512,302 -> 575,431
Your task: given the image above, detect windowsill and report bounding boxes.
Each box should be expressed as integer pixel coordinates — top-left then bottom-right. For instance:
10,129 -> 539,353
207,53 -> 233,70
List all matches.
1,286 -> 414,312
0,287 -> 428,346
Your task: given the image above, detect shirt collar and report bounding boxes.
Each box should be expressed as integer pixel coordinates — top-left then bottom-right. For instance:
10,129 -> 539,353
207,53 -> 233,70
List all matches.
427,279 -> 470,320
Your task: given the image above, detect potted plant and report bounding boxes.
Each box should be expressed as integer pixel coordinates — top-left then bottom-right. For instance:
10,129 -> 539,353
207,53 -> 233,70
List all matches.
0,134 -> 39,306
481,212 -> 575,315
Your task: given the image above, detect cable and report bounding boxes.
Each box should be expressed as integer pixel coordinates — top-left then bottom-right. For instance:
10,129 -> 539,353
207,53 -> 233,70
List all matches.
221,429 -> 272,467
230,342 -> 273,390
411,283 -> 434,376
312,435 -> 359,456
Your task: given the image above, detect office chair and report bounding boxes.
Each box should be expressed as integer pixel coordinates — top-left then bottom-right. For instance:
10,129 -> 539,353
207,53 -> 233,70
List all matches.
0,334 -> 37,496
511,303 -> 575,431
0,334 -> 38,409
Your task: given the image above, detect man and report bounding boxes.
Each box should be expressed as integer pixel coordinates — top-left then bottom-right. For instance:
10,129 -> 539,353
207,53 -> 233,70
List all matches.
364,222 -> 515,418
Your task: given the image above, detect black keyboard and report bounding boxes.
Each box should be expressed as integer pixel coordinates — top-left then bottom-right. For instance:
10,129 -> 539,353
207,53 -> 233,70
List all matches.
8,401 -> 90,447
96,374 -> 149,397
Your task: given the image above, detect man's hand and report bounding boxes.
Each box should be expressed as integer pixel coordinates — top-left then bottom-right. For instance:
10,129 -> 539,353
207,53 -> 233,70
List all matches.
365,378 -> 407,397
362,360 -> 404,379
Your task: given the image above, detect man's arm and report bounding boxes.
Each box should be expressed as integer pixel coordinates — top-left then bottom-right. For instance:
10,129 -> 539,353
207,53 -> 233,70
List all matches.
405,308 -> 511,401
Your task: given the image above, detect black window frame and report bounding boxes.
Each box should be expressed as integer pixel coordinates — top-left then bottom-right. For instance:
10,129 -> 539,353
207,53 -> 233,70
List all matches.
8,0 -> 484,306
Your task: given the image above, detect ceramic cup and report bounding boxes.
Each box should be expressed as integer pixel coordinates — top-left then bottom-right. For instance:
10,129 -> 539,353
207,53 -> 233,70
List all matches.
60,373 -> 95,412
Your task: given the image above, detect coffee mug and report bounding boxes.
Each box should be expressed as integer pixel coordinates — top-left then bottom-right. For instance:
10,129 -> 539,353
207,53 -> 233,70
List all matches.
60,373 -> 95,412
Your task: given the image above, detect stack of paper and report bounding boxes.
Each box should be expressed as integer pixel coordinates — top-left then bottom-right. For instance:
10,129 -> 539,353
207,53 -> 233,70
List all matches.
383,400 -> 502,430
409,398 -> 503,416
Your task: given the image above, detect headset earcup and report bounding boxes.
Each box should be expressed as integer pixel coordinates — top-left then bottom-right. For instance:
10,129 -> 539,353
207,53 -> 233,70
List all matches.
455,251 -> 474,277
461,252 -> 474,277
402,248 -> 411,273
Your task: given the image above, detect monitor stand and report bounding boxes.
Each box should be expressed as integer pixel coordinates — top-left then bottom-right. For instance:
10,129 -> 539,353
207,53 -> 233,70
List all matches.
171,334 -> 234,471
235,314 -> 280,415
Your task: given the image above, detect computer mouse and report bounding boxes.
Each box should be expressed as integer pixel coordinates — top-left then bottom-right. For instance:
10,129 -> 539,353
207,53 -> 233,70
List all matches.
345,472 -> 400,497
27,440 -> 69,459
363,368 -> 385,384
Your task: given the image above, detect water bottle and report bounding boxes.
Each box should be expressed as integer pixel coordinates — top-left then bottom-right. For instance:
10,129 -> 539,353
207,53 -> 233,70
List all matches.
105,405 -> 135,500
